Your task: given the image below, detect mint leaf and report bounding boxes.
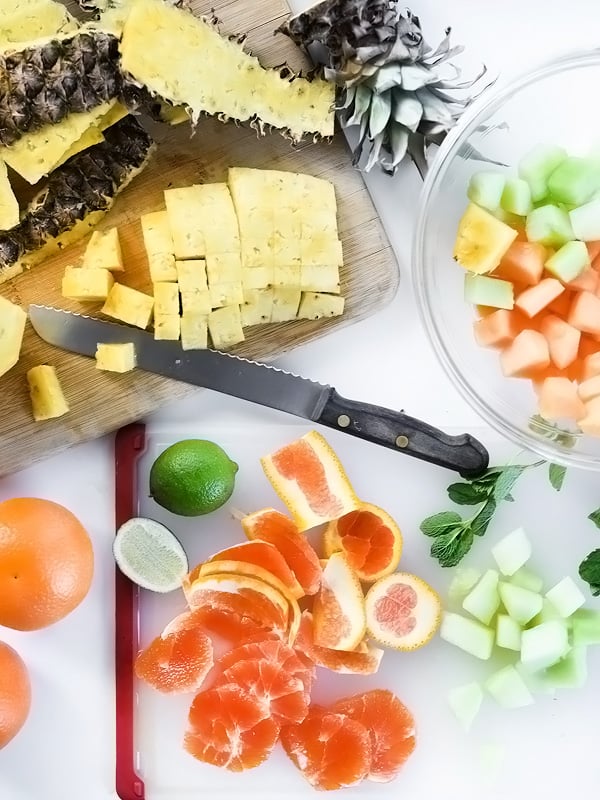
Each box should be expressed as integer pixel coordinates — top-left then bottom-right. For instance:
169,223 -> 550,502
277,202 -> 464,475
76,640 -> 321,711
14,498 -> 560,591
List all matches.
493,466 -> 528,503
447,482 -> 489,505
548,463 -> 567,491
579,550 -> 600,597
588,509 -> 600,529
430,528 -> 474,568
420,511 -> 462,537
471,498 -> 496,537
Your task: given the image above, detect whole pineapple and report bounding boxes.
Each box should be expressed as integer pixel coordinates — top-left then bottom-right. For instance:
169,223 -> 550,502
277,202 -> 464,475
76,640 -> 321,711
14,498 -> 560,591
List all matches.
279,0 -> 486,175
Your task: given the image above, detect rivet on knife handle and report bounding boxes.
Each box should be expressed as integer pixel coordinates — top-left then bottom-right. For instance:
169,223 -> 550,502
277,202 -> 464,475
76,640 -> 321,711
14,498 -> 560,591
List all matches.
316,389 -> 489,478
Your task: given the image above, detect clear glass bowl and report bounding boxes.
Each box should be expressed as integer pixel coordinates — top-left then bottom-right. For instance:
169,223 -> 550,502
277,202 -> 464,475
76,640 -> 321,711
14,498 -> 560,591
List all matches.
413,49 -> 600,470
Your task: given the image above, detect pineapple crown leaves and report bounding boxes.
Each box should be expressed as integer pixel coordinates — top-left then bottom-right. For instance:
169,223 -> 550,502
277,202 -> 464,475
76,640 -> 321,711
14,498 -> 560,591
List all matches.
279,0 -> 489,176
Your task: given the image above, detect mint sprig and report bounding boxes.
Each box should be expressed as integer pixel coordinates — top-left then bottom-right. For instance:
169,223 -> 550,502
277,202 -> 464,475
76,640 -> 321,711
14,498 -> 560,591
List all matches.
580,510 -> 600,596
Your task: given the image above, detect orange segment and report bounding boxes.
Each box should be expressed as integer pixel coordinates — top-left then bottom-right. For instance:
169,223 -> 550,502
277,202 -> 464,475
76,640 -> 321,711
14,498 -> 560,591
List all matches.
313,552 -> 366,651
295,612 -> 384,675
323,502 -> 402,583
280,708 -> 371,790
332,690 -> 417,783
207,540 -> 304,599
184,607 -> 270,645
221,658 -> 309,725
184,684 -> 279,771
241,508 -> 322,595
260,431 -> 360,531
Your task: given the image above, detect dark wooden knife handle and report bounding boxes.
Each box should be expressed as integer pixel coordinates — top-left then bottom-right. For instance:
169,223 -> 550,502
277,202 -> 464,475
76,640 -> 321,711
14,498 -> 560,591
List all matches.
316,389 -> 489,478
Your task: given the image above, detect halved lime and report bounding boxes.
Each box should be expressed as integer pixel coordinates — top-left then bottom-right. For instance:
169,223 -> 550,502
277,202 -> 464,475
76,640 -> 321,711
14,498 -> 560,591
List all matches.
113,517 -> 189,593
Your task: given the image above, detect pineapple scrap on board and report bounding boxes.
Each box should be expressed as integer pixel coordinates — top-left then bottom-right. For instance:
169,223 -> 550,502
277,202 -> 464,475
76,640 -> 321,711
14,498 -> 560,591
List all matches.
0,296 -> 27,379
26,365 -> 69,422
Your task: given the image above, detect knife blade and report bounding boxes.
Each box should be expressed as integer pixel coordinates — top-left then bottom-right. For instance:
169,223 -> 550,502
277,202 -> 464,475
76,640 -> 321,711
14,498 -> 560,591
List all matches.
28,305 -> 489,477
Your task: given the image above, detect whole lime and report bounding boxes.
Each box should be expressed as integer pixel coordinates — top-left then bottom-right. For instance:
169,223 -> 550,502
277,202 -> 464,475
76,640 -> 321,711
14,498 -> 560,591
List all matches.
149,440 -> 239,517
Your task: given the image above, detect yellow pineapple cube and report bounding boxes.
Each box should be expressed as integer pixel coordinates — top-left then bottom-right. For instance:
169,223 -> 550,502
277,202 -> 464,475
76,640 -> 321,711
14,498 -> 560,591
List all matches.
206,253 -> 242,284
273,265 -> 301,288
271,289 -> 301,322
95,343 -> 136,373
26,365 -> 69,422
272,237 -> 301,266
176,259 -> 207,291
242,267 -> 272,291
298,292 -> 345,320
102,283 -> 154,329
241,239 -> 272,268
62,267 -> 114,301
82,227 -> 124,272
301,237 -> 344,267
273,208 -> 302,239
153,281 -> 180,315
154,314 -> 180,341
141,210 -> 177,282
300,265 -> 341,294
240,289 -> 273,327
209,282 -> 244,309
181,313 -> 208,350
208,306 -> 245,350
181,290 -> 211,315
165,186 -> 206,259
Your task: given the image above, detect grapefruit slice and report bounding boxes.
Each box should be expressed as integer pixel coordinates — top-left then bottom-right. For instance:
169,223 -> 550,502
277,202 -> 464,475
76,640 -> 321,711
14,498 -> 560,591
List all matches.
135,611 -> 213,694
206,540 -> 304,599
295,612 -> 384,675
241,508 -> 322,595
260,431 -> 360,531
313,552 -> 366,651
365,573 -> 441,651
184,606 -> 270,645
323,502 -> 403,583
184,683 -> 279,771
280,707 -> 371,790
332,690 -> 417,782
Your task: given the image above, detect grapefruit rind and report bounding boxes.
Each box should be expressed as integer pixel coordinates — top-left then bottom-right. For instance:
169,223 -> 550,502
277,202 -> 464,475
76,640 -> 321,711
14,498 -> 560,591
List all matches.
323,502 -> 403,583
365,572 -> 442,651
207,540 -> 305,599
260,431 -> 361,532
313,552 -> 366,651
296,612 -> 384,675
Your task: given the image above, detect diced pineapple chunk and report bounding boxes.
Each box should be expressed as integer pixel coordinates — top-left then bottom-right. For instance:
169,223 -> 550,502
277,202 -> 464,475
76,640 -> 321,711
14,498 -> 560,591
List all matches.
242,267 -> 272,291
271,289 -> 301,322
208,306 -> 245,350
95,343 -> 136,373
0,296 -> 27,378
241,289 -> 273,326
206,253 -> 242,284
273,265 -> 301,288
176,259 -> 207,291
62,267 -> 114,302
181,290 -> 211,315
165,183 -> 240,258
165,186 -> 206,259
82,227 -> 124,272
210,282 -> 244,309
301,237 -> 344,267
0,159 -> 19,230
181,313 -> 208,350
154,314 -> 180,341
141,210 -> 177,282
298,292 -> 345,320
241,240 -> 272,268
300,264 -> 341,294
26,365 -> 69,421
153,281 -> 180,315
101,283 -> 154,329
272,237 -> 301,265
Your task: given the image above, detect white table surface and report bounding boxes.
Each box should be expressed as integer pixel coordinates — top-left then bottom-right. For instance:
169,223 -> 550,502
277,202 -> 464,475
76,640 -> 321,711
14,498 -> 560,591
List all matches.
2,1 -> 600,798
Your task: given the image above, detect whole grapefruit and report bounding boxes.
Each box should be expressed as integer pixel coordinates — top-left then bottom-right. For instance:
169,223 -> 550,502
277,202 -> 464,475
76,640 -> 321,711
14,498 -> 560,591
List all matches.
0,641 -> 31,749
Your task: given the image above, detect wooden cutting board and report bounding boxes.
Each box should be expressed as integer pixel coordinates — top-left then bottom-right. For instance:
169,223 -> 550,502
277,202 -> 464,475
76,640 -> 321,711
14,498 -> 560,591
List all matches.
0,0 -> 399,477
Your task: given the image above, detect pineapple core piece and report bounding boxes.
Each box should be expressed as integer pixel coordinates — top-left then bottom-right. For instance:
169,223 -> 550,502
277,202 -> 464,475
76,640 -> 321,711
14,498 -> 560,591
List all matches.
140,210 -> 177,282
26,365 -> 69,422
62,266 -> 114,301
154,314 -> 180,341
0,296 -> 27,378
0,159 -> 19,231
101,283 -> 154,329
153,282 -> 180,315
82,227 -> 124,272
181,313 -> 208,351
95,343 -> 136,373
208,306 -> 245,350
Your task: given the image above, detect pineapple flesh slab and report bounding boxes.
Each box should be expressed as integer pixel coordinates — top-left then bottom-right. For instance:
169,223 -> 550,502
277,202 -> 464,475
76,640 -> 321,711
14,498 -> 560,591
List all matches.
62,267 -> 114,302
208,305 -> 245,350
180,313 -> 208,351
95,342 -> 136,373
26,365 -> 69,421
0,0 -> 76,48
82,227 -> 124,272
164,187 -> 207,260
141,210 -> 177,282
0,159 -> 19,231
0,296 -> 27,378
101,283 -> 154,329
119,0 -> 335,141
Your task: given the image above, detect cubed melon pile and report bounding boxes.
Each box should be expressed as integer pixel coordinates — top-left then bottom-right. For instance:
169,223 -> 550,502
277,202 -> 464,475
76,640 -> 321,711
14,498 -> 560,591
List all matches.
454,143 -> 600,437
440,527 -> 600,730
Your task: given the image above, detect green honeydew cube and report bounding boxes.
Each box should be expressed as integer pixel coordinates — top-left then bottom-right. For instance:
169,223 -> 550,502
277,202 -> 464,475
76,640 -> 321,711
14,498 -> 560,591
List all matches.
520,620 -> 570,672
485,665 -> 534,709
462,569 -> 500,625
543,646 -> 588,689
491,527 -> 532,576
501,178 -> 532,216
548,157 -> 600,206
498,582 -> 543,625
496,614 -> 522,651
464,274 -> 514,310
440,612 -> 495,660
526,205 -> 574,247
545,240 -> 589,282
545,576 -> 586,618
518,144 -> 567,202
448,567 -> 482,603
447,682 -> 484,731
467,171 -> 506,211
569,197 -> 600,241
510,567 -> 544,593
571,608 -> 600,646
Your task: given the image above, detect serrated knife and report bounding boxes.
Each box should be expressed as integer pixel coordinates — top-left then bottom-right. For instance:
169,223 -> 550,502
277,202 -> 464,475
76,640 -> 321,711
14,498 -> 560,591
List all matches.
28,305 -> 489,477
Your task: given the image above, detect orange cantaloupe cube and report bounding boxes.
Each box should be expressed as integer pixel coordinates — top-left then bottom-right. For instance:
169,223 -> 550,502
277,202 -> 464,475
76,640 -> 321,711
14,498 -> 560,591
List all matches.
493,241 -> 546,286
582,351 -> 600,380
515,279 -> 565,319
539,314 -> 581,369
578,375 -> 600,403
587,240 -> 600,264
473,309 -> 526,348
568,291 -> 600,335
578,396 -> 600,436
537,377 -> 586,421
546,289 -> 573,317
567,267 -> 599,293
500,329 -> 550,377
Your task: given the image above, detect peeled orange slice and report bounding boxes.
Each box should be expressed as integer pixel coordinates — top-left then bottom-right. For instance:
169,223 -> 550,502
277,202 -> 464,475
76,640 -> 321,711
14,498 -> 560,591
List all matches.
295,612 -> 384,675
323,502 -> 403,583
365,573 -> 442,651
207,540 -> 304,599
313,552 -> 366,651
260,431 -> 360,532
